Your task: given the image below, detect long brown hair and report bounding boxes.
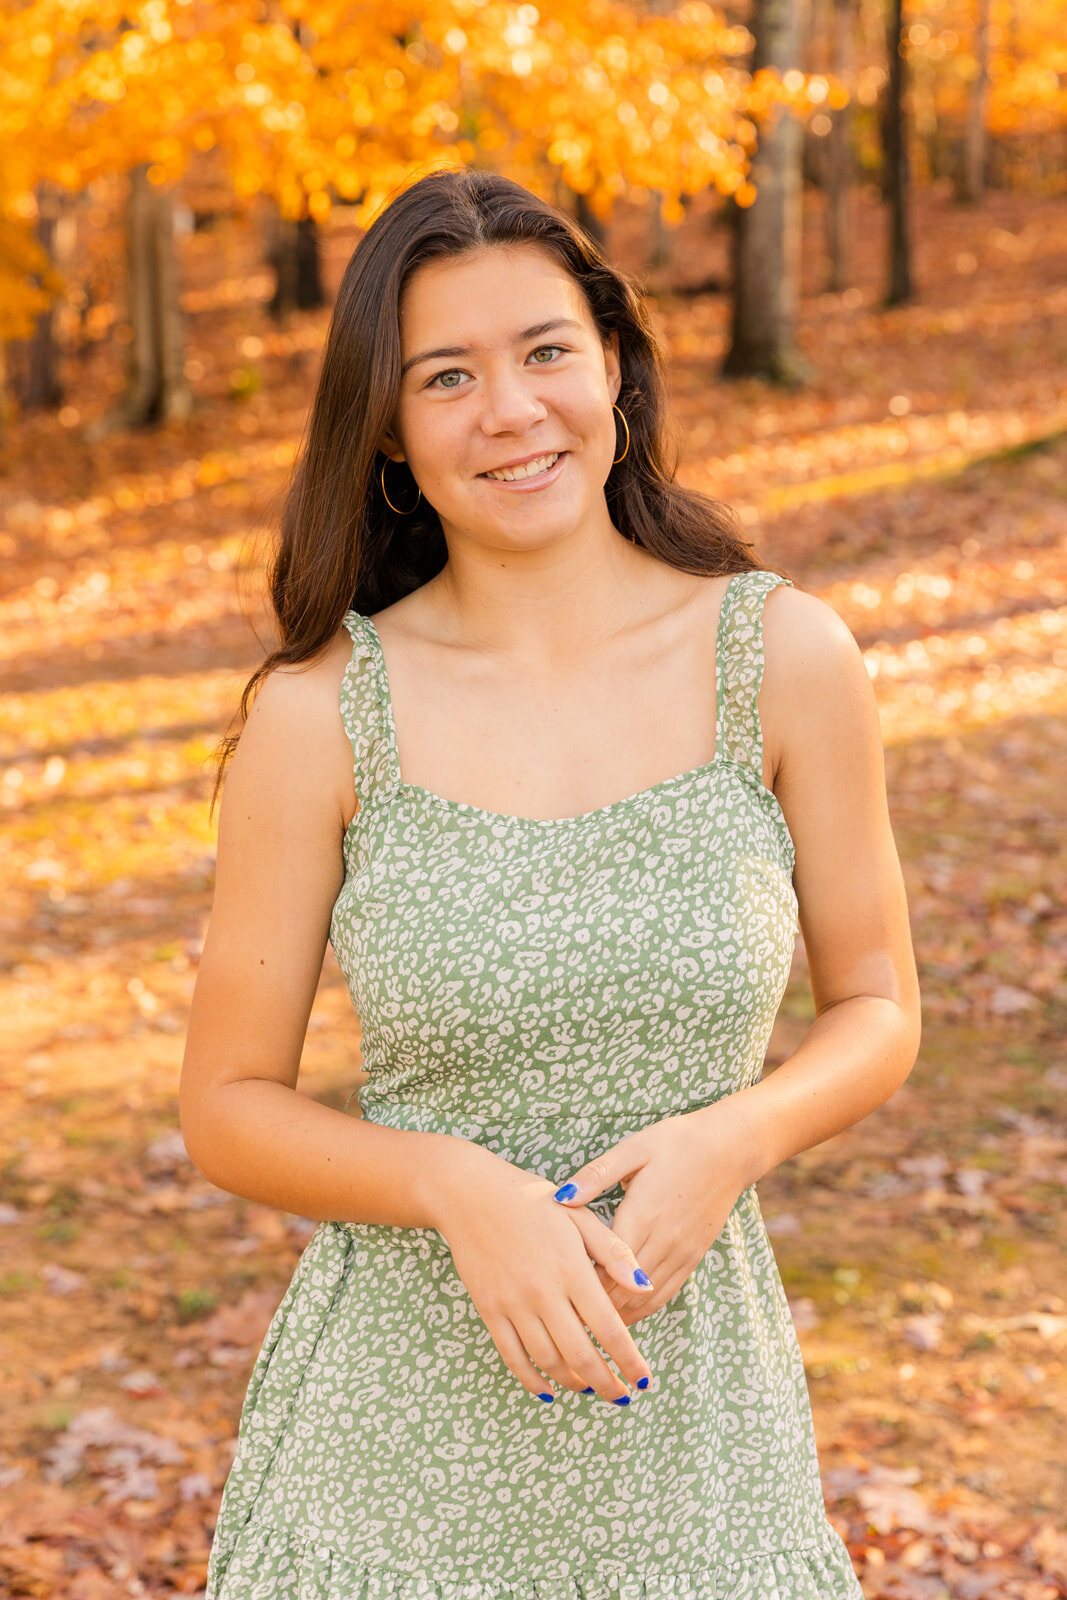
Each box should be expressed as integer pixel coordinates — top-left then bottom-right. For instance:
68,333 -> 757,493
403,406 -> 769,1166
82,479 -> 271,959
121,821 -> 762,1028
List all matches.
210,163 -> 774,814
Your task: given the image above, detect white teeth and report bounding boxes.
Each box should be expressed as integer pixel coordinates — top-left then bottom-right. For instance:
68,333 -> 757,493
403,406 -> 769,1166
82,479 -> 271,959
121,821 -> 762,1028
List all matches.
484,452 -> 560,482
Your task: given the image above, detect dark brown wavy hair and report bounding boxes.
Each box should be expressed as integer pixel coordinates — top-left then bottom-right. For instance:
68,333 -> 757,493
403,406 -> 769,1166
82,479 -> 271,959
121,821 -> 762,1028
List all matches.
209,162 -> 777,814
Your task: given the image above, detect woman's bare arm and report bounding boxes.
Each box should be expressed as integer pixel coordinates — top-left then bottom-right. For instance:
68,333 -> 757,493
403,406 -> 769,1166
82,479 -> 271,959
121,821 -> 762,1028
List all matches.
708,583 -> 923,1189
179,653 -> 471,1229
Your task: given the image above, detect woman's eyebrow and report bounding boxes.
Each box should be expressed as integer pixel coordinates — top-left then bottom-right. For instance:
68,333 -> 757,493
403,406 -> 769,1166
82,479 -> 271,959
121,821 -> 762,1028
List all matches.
400,318 -> 585,380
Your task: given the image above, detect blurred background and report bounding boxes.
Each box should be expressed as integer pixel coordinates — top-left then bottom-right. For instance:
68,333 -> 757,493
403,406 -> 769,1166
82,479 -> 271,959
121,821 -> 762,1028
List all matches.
1,2 -> 1065,1595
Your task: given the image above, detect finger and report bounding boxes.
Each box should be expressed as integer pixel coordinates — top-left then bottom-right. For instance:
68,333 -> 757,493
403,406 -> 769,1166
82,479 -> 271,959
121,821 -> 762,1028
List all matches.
566,1207 -> 655,1295
616,1258 -> 694,1327
586,1221 -> 658,1313
602,1235 -> 677,1314
594,1259 -> 651,1316
552,1142 -> 642,1208
572,1278 -> 654,1393
590,1236 -> 670,1325
489,1315 -> 565,1404
607,1246 -> 670,1315
590,1187 -> 656,1273
537,1302 -> 637,1404
517,1313 -> 606,1396
592,1260 -> 634,1304
616,1240 -> 692,1315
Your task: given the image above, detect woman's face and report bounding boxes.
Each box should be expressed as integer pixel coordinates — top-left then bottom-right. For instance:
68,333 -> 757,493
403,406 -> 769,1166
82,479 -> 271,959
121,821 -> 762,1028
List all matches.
379,244 -> 623,550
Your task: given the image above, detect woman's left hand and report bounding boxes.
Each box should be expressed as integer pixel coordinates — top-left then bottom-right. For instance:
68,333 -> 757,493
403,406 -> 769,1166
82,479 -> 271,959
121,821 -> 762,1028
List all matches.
552,1099 -> 761,1326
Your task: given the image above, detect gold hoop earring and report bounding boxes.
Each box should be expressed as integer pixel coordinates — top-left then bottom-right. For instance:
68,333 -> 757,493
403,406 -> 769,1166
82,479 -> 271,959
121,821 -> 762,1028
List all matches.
380,456 -> 421,515
611,402 -> 630,465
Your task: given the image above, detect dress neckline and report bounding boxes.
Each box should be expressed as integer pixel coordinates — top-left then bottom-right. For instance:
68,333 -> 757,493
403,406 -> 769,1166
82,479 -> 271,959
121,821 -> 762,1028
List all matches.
354,572 -> 747,829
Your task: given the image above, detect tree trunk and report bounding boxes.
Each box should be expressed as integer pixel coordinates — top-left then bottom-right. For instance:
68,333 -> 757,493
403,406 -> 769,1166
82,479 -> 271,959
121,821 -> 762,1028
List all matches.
266,208 -> 326,322
721,0 -> 815,385
643,0 -> 676,273
87,163 -> 193,436
12,182 -> 65,412
882,0 -> 913,306
825,0 -> 854,292
647,191 -> 674,273
572,187 -> 608,252
958,0 -> 992,202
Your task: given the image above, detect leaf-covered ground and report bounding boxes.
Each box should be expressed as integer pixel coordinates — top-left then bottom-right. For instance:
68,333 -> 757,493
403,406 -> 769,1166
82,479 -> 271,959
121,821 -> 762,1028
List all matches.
1,181 -> 1065,1598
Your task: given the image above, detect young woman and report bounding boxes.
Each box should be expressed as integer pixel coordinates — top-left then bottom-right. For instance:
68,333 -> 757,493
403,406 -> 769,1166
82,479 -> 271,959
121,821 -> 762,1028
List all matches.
182,165 -> 921,1600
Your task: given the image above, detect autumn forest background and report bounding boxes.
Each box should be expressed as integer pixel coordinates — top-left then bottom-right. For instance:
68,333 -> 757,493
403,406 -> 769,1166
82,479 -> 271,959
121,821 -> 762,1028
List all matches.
1,0 -> 1066,1595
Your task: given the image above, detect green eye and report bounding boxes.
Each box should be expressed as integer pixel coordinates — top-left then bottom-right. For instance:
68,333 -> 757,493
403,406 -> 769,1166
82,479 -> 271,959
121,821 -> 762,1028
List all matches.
427,345 -> 567,390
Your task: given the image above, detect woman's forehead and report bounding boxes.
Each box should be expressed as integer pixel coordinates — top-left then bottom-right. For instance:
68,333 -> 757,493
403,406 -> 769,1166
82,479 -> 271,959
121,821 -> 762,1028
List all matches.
399,246 -> 591,335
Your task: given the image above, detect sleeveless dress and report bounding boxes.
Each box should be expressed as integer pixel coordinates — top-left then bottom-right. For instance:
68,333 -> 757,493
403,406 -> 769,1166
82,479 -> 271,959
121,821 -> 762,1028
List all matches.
204,568 -> 865,1600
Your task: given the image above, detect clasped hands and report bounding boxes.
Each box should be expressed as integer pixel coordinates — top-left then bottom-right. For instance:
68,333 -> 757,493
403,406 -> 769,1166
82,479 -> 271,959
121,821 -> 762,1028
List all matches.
552,1099 -> 758,1327
434,1096 -> 759,1402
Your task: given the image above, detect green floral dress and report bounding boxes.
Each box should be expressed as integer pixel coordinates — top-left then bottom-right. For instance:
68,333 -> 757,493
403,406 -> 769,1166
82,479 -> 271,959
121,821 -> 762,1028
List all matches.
205,568 -> 865,1600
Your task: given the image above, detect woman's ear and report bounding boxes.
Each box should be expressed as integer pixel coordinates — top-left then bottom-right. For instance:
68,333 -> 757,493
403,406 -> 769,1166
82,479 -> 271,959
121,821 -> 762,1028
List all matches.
604,330 -> 622,403
376,431 -> 405,464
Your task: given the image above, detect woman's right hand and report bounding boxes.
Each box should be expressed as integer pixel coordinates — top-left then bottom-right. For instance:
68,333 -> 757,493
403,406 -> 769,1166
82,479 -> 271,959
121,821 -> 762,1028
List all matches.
426,1141 -> 655,1404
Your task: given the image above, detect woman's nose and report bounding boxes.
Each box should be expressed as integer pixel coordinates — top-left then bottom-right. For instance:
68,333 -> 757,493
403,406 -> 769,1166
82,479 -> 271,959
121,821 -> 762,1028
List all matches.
478,376 -> 547,434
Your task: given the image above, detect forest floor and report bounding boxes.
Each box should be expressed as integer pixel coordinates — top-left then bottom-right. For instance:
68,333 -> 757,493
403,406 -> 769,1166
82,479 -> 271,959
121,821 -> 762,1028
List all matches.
1,179 -> 1065,1599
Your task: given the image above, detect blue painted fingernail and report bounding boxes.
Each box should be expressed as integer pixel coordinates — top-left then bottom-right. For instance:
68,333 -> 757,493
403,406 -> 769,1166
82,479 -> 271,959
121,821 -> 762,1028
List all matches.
553,1183 -> 578,1201
633,1268 -> 651,1286
581,1386 -> 595,1394
637,1376 -> 649,1389
537,1391 -> 554,1403
613,1395 -> 631,1406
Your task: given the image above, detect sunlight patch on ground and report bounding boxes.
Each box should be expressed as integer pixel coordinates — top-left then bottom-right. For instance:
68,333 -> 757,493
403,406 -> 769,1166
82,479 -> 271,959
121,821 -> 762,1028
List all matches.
690,407 -> 1067,507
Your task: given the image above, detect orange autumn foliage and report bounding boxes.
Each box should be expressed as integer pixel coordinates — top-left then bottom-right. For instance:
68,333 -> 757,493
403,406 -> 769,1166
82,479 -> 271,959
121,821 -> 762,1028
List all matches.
0,0 -> 831,333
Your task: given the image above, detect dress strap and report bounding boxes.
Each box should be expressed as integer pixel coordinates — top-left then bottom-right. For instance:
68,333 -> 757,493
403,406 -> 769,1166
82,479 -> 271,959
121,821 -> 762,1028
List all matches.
339,612 -> 401,809
715,569 -> 794,778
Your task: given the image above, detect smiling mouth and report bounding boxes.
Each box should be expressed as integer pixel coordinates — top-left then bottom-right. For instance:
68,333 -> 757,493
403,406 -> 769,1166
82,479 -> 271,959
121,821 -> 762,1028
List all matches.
480,451 -> 565,482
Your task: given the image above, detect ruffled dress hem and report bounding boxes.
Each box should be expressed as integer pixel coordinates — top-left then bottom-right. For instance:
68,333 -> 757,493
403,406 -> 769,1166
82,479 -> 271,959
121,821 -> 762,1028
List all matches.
207,1516 -> 866,1600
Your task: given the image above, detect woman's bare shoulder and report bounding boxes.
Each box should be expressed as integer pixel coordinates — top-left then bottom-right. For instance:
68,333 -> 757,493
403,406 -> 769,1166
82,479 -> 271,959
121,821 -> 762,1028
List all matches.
244,627 -> 354,727
760,581 -> 877,774
763,580 -> 861,675
227,625 -> 359,826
